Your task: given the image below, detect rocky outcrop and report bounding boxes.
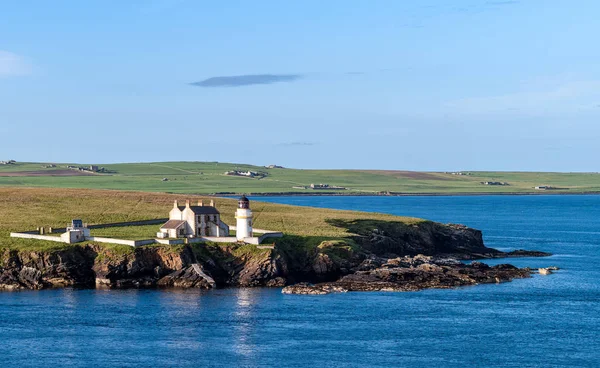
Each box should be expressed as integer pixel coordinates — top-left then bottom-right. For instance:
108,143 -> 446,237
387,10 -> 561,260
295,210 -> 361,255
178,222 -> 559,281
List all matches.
157,264 -> 216,288
0,220 -> 552,291
325,220 -> 492,257
0,246 -> 96,290
282,255 -> 533,295
0,243 -> 287,291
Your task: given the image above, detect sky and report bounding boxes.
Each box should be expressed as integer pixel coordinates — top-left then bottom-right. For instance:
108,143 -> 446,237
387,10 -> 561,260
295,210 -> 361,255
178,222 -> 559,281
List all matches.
1,0 -> 599,171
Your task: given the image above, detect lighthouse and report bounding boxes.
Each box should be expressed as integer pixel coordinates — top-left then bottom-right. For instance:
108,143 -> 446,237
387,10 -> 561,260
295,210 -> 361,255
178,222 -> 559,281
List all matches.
235,195 -> 253,241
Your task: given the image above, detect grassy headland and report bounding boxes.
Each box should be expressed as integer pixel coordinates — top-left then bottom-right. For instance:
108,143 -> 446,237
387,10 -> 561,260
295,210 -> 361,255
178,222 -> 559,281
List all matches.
0,187 -> 423,252
1,161 -> 599,195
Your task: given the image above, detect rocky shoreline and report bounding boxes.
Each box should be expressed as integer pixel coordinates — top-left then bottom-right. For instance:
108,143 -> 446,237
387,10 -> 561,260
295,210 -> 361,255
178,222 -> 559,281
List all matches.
282,254 -> 538,295
0,220 -> 552,292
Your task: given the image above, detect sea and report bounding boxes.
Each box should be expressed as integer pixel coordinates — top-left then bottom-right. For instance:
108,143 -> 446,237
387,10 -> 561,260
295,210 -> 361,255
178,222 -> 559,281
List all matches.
1,195 -> 599,367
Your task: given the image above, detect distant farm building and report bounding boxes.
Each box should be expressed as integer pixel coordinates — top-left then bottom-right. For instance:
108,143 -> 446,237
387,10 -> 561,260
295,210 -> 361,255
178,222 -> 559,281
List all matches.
310,183 -> 347,190
224,170 -> 266,178
481,181 -> 509,186
67,165 -> 104,173
535,186 -> 555,190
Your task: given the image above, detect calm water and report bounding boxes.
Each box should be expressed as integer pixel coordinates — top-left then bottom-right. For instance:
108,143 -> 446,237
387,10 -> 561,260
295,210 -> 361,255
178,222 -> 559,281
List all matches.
1,195 -> 599,367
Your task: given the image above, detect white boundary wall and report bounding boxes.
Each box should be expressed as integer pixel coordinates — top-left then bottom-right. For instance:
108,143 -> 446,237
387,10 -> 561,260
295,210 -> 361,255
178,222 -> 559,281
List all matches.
10,233 -> 65,243
12,226 -> 283,247
86,237 -> 156,247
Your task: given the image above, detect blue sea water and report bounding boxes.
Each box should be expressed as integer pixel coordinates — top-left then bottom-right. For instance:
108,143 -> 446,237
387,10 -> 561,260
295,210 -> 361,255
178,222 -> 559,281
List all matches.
1,195 -> 599,367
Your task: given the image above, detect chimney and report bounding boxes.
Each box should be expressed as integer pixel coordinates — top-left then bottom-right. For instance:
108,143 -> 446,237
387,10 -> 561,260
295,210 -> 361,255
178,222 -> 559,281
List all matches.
174,200 -> 178,208
198,200 -> 203,206
185,200 -> 190,208
210,199 -> 215,207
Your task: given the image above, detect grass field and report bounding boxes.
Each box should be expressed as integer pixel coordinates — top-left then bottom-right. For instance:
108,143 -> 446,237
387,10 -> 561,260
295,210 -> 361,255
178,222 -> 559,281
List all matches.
1,161 -> 600,195
0,187 -> 423,251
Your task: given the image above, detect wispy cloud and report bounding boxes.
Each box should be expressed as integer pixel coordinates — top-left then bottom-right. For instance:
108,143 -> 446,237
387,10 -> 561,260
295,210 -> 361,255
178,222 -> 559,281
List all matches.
486,0 -> 520,6
0,51 -> 31,77
190,74 -> 303,88
278,141 -> 317,147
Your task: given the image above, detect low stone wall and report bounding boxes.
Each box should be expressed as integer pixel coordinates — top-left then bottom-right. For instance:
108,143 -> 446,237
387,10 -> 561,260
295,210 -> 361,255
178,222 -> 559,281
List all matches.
229,226 -> 276,234
258,232 -> 283,244
88,219 -> 168,229
253,228 -> 280,234
86,237 -> 156,247
45,218 -> 169,234
11,220 -> 284,248
9,233 -> 65,243
155,239 -> 184,245
190,237 -> 239,244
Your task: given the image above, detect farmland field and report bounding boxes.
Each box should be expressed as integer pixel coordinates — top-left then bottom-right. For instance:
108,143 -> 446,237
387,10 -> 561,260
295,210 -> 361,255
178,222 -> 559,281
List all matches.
0,161 -> 599,195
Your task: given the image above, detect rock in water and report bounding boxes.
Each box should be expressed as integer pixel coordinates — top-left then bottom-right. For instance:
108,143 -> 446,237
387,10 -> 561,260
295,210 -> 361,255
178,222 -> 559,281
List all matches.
283,255 -> 536,294
282,282 -> 348,295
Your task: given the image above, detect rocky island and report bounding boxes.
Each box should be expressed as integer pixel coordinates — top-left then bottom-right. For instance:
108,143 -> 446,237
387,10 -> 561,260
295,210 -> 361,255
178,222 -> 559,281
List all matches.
0,188 -> 551,292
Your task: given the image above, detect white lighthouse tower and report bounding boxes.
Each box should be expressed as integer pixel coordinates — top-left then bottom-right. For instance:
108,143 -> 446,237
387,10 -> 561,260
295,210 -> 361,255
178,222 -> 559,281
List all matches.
235,195 -> 253,241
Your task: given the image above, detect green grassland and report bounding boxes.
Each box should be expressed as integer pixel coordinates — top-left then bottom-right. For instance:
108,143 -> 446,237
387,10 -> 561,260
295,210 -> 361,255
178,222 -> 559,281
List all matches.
0,187 -> 423,251
1,161 -> 600,195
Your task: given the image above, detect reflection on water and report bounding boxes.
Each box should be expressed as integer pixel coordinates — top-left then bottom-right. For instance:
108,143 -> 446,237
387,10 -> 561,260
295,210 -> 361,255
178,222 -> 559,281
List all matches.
234,288 -> 258,359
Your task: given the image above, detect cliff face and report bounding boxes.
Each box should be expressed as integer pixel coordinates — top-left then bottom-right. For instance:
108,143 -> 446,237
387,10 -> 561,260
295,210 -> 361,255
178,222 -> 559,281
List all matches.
325,219 -> 493,257
0,221 -> 537,291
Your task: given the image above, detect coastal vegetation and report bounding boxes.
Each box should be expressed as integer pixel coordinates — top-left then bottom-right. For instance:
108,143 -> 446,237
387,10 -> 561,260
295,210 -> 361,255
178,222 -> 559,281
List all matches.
1,161 -> 600,195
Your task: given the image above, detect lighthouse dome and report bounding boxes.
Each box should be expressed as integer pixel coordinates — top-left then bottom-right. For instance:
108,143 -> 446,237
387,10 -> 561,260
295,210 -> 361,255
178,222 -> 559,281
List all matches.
238,195 -> 250,209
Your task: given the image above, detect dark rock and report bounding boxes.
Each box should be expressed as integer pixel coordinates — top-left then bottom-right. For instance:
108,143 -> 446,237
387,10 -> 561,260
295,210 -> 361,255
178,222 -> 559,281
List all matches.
283,254 -> 535,295
282,282 -> 347,295
158,265 -> 216,289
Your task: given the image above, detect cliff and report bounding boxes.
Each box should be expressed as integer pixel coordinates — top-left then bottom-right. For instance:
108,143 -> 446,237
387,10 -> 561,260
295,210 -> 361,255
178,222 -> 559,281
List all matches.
0,220 -> 548,291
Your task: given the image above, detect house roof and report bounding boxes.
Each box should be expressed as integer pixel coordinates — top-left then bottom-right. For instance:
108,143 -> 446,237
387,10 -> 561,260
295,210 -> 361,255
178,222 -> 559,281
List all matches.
160,219 -> 186,229
178,205 -> 220,215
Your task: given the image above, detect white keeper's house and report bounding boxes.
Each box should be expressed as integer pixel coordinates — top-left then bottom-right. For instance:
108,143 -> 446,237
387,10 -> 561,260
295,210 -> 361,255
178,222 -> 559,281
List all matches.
157,199 -> 230,238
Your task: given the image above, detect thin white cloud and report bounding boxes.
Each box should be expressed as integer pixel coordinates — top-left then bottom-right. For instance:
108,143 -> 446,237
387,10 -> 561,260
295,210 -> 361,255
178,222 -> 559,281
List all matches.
444,80 -> 600,115
0,51 -> 31,77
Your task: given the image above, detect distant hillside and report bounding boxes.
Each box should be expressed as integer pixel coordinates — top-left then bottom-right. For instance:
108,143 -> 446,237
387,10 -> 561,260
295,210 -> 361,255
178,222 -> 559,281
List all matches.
0,161 -> 599,195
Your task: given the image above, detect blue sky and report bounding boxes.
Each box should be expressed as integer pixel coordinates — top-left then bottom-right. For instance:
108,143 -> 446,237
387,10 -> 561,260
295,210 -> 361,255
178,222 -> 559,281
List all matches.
1,0 -> 599,171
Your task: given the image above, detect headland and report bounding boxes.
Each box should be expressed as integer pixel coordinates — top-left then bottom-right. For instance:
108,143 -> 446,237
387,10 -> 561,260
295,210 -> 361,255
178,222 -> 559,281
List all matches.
0,187 -> 551,292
